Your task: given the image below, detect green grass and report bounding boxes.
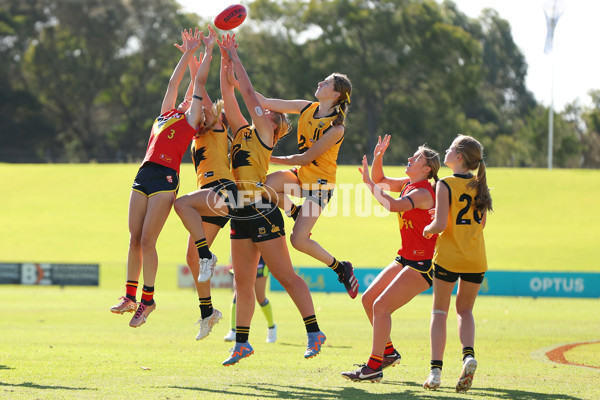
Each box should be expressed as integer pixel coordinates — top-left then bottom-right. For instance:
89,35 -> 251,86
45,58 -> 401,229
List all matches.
1,164 -> 599,290
1,164 -> 600,398
1,287 -> 599,399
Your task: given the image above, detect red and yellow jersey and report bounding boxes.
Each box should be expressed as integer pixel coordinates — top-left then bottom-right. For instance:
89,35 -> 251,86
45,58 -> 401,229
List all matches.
397,180 -> 437,261
191,127 -> 234,188
433,174 -> 488,273
296,102 -> 344,190
142,109 -> 198,173
231,125 -> 272,205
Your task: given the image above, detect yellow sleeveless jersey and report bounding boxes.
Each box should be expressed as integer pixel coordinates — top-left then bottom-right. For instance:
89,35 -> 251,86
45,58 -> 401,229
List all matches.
433,174 -> 488,273
231,125 -> 272,205
296,102 -> 344,190
191,127 -> 234,188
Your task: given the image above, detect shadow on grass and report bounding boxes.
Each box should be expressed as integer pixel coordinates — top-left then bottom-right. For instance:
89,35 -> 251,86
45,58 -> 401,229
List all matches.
167,380 -> 587,399
0,366 -> 14,370
469,385 -> 585,400
277,341 -> 352,349
0,381 -> 96,391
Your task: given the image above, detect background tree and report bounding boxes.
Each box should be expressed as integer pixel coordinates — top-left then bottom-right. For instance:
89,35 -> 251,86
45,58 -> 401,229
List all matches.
0,1 -> 56,161
0,0 -> 596,168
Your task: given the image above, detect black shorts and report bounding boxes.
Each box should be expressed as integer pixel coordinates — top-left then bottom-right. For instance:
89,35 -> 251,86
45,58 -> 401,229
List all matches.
230,202 -> 285,242
200,179 -> 238,228
433,263 -> 485,284
395,256 -> 433,287
132,162 -> 179,196
291,168 -> 334,208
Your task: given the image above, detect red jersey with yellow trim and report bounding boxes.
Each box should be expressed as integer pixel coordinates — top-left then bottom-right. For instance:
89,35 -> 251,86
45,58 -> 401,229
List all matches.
296,102 -> 343,190
191,127 -> 234,188
142,109 -> 198,173
231,125 -> 272,205
397,180 -> 437,261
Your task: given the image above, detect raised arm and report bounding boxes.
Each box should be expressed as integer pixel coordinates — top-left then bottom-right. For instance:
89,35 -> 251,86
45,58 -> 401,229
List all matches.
218,34 -> 274,146
187,27 -> 216,128
270,124 -> 344,166
359,155 -> 432,213
219,38 -> 247,133
199,25 -> 220,126
371,134 -> 409,192
174,48 -> 200,112
254,91 -> 310,115
161,28 -> 202,115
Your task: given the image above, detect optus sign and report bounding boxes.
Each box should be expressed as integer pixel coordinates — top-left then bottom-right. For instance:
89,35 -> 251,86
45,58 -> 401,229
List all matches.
270,268 -> 600,298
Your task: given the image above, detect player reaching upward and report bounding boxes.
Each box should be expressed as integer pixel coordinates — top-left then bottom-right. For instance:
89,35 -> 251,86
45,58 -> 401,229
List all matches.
110,28 -> 208,328
172,25 -> 234,341
341,135 -> 440,382
255,74 -> 359,299
218,33 -> 325,366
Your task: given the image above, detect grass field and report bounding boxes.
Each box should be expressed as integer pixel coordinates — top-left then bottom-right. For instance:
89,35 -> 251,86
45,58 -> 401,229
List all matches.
1,164 -> 599,289
1,287 -> 599,400
1,163 -> 599,399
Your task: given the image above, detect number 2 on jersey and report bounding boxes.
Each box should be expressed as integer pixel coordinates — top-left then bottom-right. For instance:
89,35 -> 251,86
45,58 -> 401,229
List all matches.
456,193 -> 482,225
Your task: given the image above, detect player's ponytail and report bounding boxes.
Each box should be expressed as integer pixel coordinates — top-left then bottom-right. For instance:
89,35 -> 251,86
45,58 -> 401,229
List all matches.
271,111 -> 291,145
198,99 -> 225,135
331,73 -> 352,127
455,135 -> 493,213
419,145 -> 441,190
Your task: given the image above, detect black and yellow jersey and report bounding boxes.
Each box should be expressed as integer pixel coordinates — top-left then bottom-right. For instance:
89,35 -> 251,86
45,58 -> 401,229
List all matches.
191,128 -> 234,188
231,125 -> 272,206
296,102 -> 344,190
433,174 -> 487,273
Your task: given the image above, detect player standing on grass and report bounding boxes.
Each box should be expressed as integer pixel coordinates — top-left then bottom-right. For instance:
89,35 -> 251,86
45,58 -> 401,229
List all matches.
109,28 -> 209,328
218,33 -> 326,366
422,134 -> 492,393
172,25 -> 234,341
254,74 -> 360,299
341,135 -> 440,382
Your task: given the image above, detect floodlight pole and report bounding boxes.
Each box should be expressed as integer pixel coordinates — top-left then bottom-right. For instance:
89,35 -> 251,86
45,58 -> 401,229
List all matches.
548,53 -> 554,170
543,0 -> 565,170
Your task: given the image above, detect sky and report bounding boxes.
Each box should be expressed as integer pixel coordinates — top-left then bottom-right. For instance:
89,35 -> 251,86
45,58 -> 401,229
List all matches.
178,0 -> 600,112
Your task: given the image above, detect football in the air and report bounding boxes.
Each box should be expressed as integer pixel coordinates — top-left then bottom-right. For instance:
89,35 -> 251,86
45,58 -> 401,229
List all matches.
214,4 -> 247,30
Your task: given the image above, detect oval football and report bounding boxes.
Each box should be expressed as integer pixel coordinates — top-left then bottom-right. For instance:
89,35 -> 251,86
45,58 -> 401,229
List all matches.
214,4 -> 247,30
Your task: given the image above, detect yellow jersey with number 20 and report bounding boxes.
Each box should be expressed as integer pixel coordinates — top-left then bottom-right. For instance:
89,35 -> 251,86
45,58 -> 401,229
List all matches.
433,174 -> 487,273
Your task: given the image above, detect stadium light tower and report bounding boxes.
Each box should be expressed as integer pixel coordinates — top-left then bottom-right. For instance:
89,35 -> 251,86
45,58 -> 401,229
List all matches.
544,0 -> 565,170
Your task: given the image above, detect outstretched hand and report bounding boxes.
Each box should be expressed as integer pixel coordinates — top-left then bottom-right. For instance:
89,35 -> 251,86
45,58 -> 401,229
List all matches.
203,25 -> 217,49
374,134 -> 391,159
224,60 -> 239,88
358,155 -> 372,185
187,53 -> 202,77
217,33 -> 238,58
174,28 -> 202,53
